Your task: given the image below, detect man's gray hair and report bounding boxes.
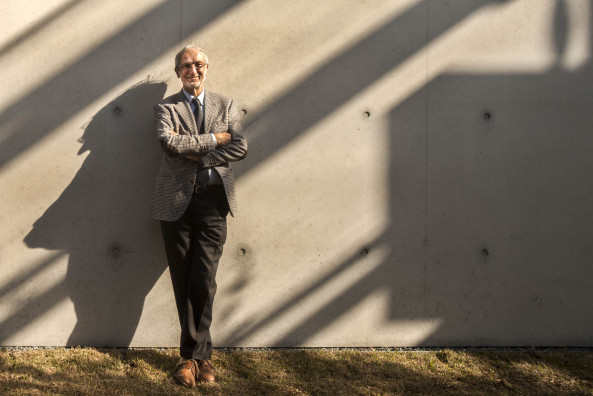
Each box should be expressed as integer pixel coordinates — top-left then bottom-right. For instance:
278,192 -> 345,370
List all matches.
174,45 -> 209,69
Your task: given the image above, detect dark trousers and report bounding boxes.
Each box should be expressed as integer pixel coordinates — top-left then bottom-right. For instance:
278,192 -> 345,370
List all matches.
160,185 -> 228,360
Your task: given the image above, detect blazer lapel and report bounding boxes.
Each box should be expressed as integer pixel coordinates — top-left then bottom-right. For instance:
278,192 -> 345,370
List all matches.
204,90 -> 214,134
175,90 -> 198,135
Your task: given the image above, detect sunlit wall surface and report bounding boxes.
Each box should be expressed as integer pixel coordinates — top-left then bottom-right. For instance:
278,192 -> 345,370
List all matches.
1,0 -> 592,347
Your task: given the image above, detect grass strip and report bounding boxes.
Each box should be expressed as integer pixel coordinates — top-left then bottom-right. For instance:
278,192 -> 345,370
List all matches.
1,347 -> 593,395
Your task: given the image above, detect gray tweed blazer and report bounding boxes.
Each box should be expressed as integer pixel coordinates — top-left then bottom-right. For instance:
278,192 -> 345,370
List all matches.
148,90 -> 247,221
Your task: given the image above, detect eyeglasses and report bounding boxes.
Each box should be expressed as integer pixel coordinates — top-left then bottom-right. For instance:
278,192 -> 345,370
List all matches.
178,62 -> 207,71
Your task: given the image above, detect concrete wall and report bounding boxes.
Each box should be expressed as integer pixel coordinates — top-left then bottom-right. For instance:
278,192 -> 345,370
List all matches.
1,0 -> 592,347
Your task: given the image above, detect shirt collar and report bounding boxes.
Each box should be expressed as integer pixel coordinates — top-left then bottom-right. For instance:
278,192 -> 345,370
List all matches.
183,88 -> 205,105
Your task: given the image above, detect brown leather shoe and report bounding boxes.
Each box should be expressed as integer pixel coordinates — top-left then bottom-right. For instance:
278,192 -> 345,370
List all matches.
175,359 -> 198,388
197,359 -> 215,383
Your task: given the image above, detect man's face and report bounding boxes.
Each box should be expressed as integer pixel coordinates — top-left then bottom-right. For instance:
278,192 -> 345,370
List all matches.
176,48 -> 209,95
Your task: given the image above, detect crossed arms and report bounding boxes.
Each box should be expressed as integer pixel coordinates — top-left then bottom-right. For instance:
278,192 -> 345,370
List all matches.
155,99 -> 247,167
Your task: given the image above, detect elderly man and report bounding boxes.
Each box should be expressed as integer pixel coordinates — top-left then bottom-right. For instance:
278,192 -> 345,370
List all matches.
148,45 -> 247,387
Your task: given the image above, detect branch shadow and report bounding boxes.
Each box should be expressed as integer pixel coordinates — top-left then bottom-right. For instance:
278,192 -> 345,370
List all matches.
223,0 -> 513,347
0,0 -> 84,58
2,0 -> 239,346
236,0 -> 511,178
0,0 -> 239,170
225,0 -> 593,348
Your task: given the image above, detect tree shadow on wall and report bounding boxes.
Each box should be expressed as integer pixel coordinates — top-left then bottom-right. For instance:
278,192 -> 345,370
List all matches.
24,81 -> 168,346
221,0 -> 512,347
0,0 -> 239,170
0,0 -> 242,346
223,0 -> 593,347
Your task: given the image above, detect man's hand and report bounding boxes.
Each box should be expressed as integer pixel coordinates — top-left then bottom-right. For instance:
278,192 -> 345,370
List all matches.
215,132 -> 231,146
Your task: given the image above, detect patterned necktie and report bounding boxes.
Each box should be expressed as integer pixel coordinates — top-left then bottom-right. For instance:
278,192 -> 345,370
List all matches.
192,98 -> 204,134
192,98 -> 209,188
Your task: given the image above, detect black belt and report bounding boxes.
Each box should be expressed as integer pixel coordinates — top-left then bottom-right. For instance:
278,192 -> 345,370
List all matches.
193,184 -> 223,195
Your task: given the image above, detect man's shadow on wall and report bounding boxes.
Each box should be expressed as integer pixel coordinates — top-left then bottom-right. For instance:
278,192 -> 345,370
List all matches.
25,81 -> 168,346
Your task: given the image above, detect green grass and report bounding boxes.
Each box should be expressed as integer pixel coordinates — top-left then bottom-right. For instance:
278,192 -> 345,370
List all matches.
1,348 -> 593,395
